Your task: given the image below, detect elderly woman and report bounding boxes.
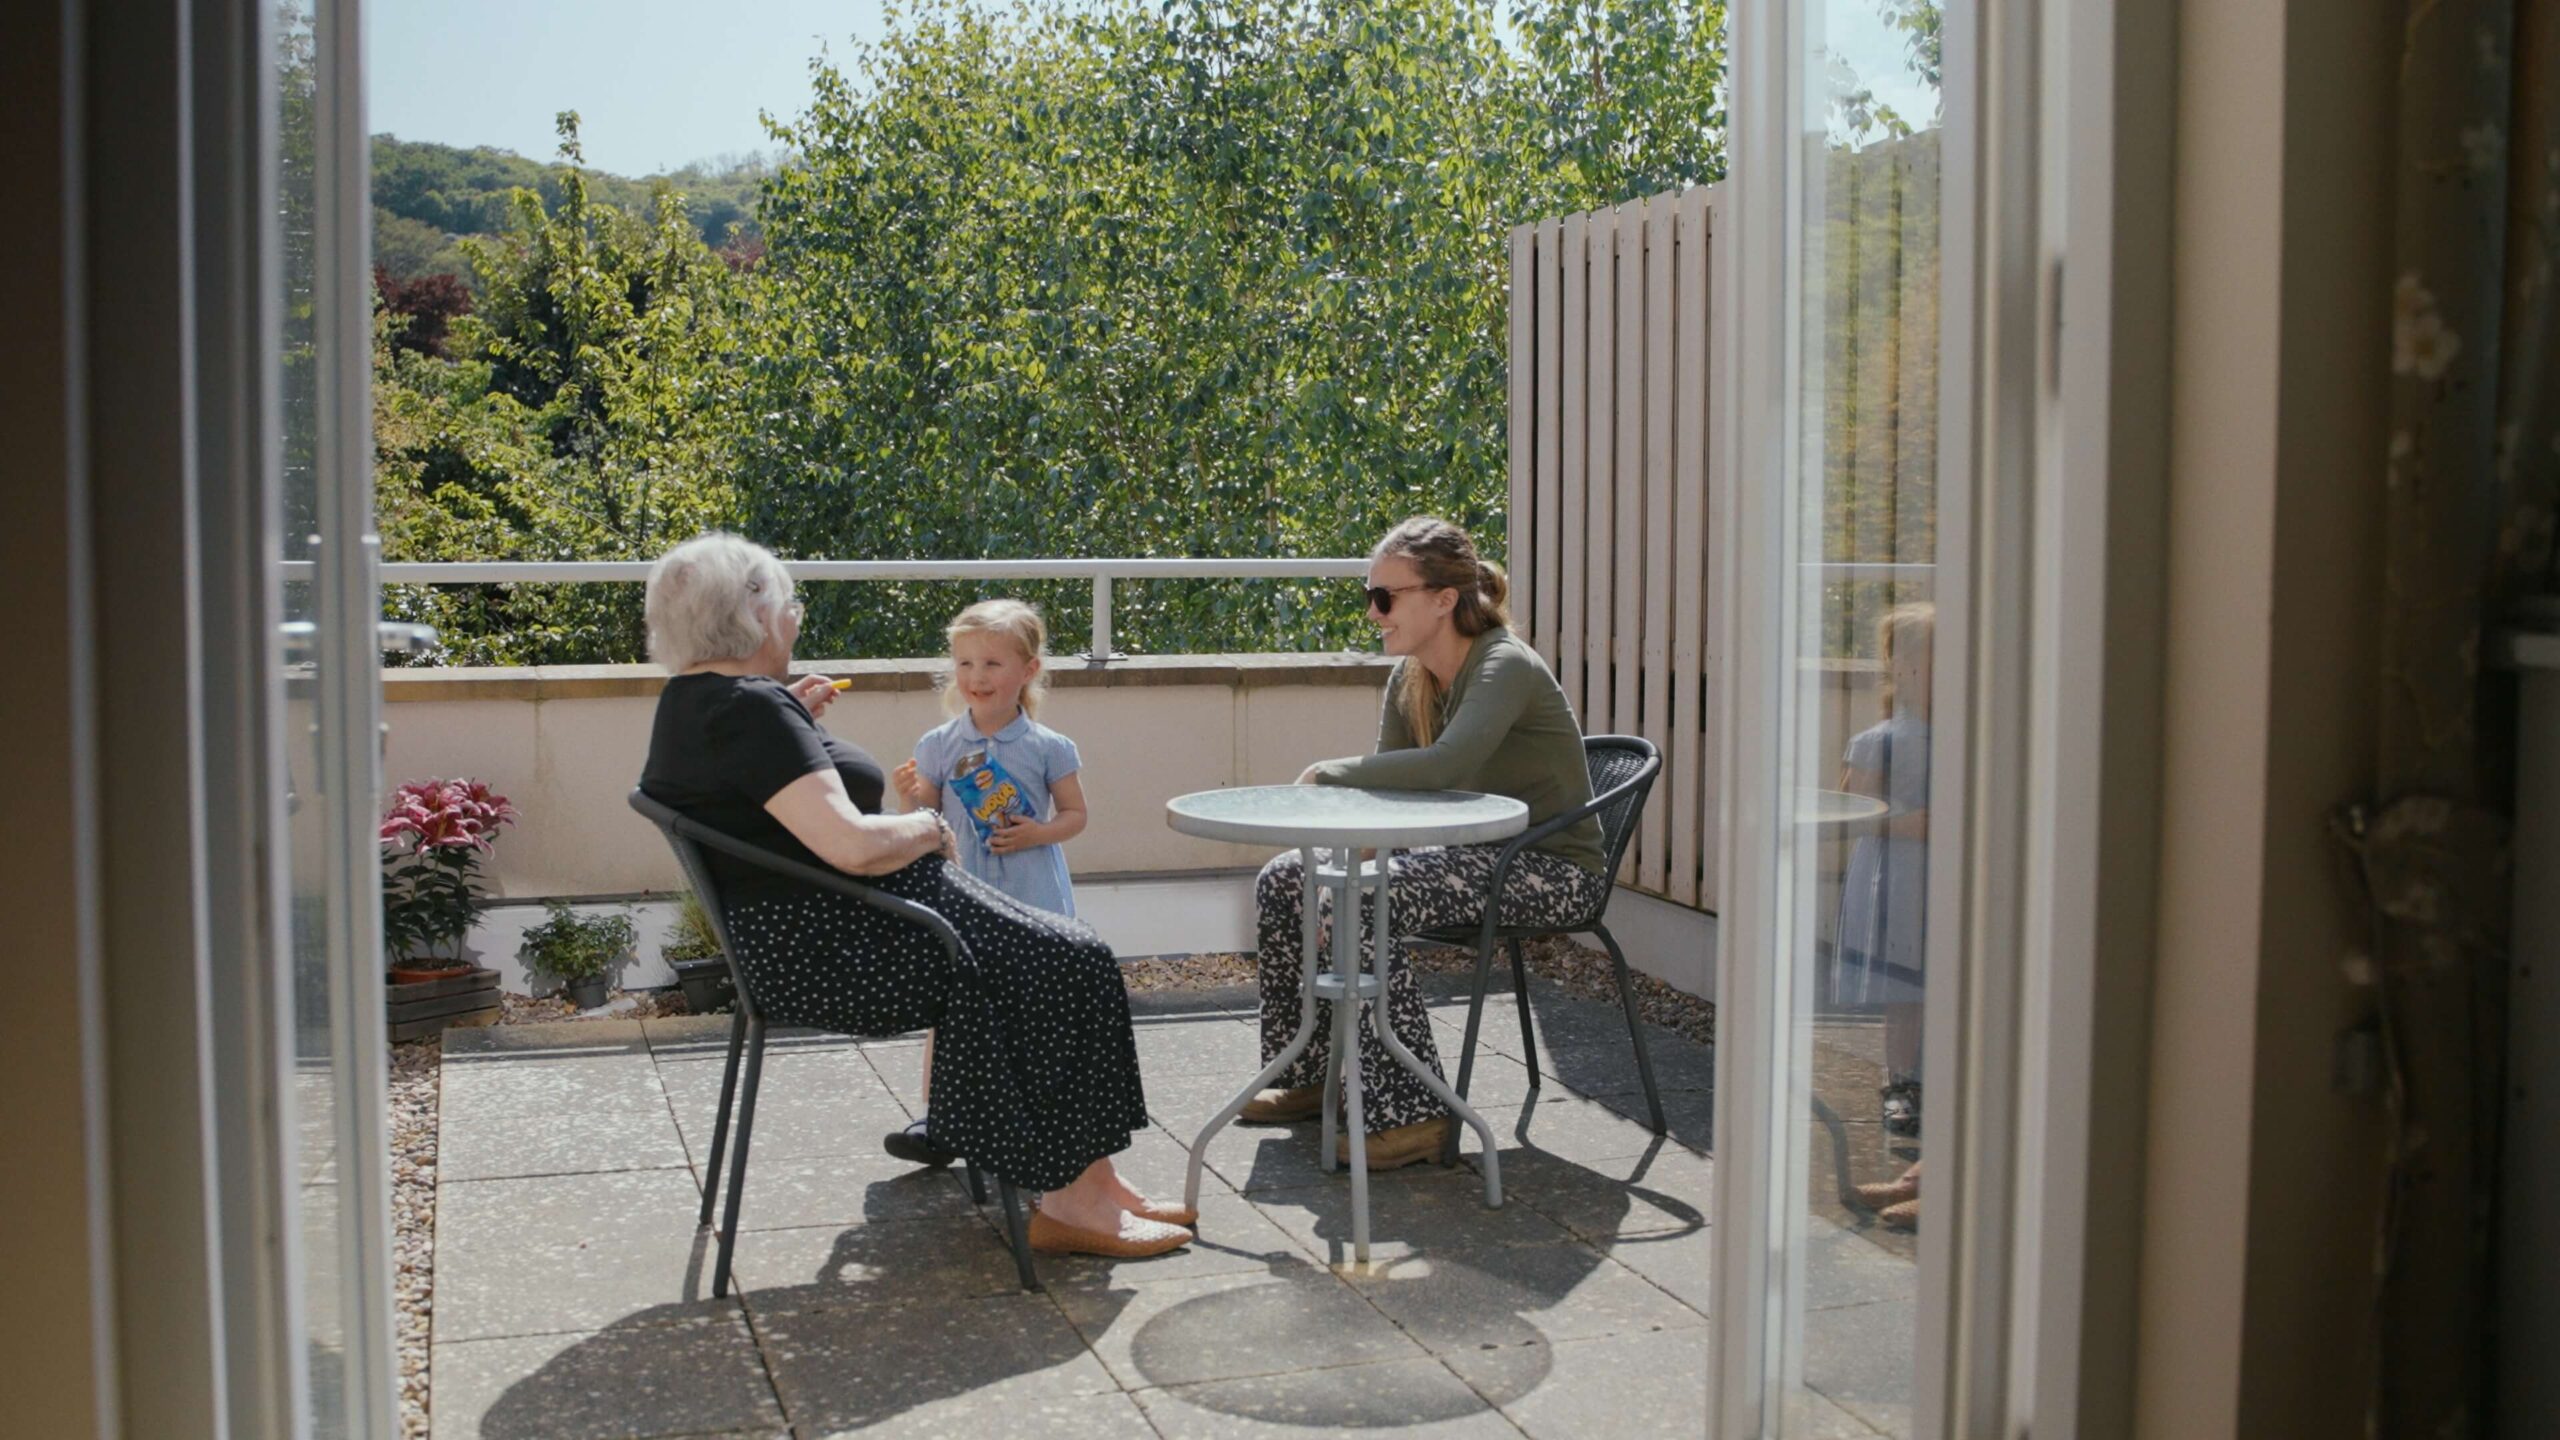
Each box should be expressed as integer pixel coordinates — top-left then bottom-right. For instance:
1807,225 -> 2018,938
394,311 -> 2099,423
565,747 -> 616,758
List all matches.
637,533 -> 1188,1259
1241,516 -> 1605,1170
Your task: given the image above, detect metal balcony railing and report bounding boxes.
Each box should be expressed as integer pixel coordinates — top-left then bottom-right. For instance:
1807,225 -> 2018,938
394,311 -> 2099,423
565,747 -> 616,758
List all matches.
283,557 -> 1374,662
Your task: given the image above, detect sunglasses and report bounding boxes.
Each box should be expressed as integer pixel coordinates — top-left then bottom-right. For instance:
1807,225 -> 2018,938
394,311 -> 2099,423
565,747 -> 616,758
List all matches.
1363,582 -> 1432,614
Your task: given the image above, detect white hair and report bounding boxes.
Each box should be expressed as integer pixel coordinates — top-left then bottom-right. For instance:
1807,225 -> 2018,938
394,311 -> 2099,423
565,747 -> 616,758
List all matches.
645,533 -> 794,672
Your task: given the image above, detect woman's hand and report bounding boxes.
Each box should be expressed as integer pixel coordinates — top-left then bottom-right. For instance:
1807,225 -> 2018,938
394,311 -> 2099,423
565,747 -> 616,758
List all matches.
788,673 -> 840,720
1295,764 -> 1323,785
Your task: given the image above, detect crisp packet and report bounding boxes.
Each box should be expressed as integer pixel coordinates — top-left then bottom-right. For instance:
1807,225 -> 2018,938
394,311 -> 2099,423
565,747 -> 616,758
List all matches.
947,749 -> 1035,842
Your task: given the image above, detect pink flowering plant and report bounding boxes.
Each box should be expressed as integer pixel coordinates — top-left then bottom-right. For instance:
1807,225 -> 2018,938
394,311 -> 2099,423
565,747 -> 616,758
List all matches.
380,778 -> 518,965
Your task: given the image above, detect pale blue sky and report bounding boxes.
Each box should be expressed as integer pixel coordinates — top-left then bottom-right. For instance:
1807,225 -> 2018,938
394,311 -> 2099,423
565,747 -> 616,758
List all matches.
366,1 -> 1937,178
366,0 -> 901,174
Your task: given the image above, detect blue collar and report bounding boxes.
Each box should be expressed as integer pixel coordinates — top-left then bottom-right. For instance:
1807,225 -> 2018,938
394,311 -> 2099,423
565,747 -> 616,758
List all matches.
964,708 -> 1033,743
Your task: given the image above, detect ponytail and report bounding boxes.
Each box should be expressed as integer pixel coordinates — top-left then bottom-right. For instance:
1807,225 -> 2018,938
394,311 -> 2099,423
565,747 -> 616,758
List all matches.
1375,518 -> 1510,746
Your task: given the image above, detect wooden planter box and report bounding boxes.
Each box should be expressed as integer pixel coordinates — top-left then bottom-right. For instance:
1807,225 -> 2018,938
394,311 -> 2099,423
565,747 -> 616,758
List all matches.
387,966 -> 502,1041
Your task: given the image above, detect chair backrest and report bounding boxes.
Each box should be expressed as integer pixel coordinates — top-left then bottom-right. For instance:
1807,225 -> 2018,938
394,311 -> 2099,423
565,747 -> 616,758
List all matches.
1582,734 -> 1663,889
628,787 -> 765,1020
627,787 -> 977,1001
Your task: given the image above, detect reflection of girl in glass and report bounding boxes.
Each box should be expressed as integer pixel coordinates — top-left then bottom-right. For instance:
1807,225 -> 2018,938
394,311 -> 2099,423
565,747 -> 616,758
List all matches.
1835,603 -> 1933,1227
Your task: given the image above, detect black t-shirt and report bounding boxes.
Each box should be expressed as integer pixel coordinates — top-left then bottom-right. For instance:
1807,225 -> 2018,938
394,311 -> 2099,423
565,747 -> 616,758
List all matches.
641,673 -> 888,904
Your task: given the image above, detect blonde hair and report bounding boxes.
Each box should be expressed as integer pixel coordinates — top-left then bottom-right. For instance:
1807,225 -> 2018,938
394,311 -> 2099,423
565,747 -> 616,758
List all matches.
1877,602 -> 1936,715
1373,516 -> 1512,746
941,598 -> 1052,718
645,532 -> 794,671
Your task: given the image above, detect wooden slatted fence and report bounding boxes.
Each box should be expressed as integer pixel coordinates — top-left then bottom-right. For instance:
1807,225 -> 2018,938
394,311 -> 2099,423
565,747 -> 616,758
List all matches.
1508,186 -> 1722,911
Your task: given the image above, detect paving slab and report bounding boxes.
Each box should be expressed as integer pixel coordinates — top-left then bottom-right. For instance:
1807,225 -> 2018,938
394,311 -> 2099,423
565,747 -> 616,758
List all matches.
1053,1267 -> 1425,1391
754,1291 -> 1117,1435
440,1052 -> 668,1119
715,1152 -> 976,1233
1181,1116 -> 1338,1194
439,1107 -> 693,1184
434,1168 -> 729,1341
1248,1169 -> 1576,1267
859,1044 -> 929,1110
1133,1017 -> 1266,1077
1441,1329 -> 1712,1438
1469,1097 -> 1683,1167
1497,1146 -> 1714,1245
1541,1035 -> 1716,1096
1345,1240 -> 1706,1353
1102,1124 -> 1236,1205
657,1050 -> 914,1164
1801,1297 -> 1918,1439
1807,1222 -> 1918,1313
1590,1086 -> 1714,1152
1131,1356 -> 1526,1437
1600,1224 -> 1712,1319
798,1390 -> 1153,1439
725,1216 -> 1029,1312
429,1307 -> 781,1440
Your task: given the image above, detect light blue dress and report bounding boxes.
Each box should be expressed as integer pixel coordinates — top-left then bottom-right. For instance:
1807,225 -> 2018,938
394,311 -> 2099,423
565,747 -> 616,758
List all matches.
913,709 -> 1081,918
1832,712 -> 1930,1008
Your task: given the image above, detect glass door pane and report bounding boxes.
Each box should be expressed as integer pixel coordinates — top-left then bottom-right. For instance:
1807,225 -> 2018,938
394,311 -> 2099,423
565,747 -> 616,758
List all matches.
279,0 -> 396,1432
1771,5 -> 1945,1424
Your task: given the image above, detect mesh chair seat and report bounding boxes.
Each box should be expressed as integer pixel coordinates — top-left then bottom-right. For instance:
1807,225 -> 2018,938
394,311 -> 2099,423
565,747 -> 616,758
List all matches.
1428,736 -> 1669,1148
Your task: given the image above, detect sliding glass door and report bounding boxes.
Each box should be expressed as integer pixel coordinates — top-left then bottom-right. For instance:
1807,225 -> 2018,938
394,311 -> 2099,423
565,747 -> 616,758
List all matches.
1714,0 -> 2045,1433
278,0 -> 397,1432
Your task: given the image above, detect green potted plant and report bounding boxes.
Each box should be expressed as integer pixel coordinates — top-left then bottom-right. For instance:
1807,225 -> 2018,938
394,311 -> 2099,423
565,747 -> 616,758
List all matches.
518,901 -> 636,1010
381,778 -> 517,981
662,892 -> 733,1014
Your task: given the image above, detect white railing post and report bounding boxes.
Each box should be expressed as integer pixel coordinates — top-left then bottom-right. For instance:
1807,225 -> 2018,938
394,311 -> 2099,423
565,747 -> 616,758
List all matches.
1089,573 -> 1115,662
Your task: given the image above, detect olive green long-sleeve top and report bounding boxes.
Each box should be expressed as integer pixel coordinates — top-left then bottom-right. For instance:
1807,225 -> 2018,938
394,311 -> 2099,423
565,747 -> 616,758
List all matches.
1306,626 -> 1605,874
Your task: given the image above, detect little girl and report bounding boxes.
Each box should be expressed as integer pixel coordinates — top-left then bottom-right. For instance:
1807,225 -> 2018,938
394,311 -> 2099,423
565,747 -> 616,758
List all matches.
892,598 -> 1088,915
881,599 -> 1091,1169
1835,601 -> 1934,1228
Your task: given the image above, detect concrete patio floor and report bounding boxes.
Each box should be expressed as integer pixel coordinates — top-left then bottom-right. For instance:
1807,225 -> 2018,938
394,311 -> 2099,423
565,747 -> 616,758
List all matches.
428,974 -> 1912,1438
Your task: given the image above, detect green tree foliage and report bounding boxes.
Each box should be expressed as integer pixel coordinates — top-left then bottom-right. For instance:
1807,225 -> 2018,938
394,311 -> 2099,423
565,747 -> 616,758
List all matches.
375,114 -> 742,665
371,134 -> 771,280
380,0 -> 1728,663
737,0 -> 1725,658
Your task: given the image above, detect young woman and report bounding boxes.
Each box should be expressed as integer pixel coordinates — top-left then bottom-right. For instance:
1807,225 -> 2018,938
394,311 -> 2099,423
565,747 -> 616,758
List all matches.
1243,516 -> 1606,1170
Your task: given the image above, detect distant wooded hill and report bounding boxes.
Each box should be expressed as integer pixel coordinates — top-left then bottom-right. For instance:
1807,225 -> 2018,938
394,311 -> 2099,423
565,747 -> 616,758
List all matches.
371,134 -> 769,282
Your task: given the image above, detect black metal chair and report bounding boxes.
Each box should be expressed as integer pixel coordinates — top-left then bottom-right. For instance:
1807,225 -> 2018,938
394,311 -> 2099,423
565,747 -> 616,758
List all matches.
627,788 -> 1040,1297
1422,735 -> 1668,1159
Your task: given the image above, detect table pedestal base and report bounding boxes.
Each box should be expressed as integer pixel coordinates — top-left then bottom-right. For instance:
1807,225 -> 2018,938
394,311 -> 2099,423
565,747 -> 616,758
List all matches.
1183,847 -> 1502,1265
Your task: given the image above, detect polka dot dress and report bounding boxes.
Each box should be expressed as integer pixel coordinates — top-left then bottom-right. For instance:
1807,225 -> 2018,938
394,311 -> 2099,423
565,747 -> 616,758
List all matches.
725,855 -> 1148,1192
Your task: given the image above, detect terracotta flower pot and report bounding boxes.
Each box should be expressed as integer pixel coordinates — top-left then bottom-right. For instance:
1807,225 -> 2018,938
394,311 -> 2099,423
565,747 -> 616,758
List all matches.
388,959 -> 473,985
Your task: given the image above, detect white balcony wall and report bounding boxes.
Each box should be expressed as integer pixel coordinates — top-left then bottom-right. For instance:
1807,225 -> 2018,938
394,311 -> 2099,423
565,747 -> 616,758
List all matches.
381,654 -> 1396,899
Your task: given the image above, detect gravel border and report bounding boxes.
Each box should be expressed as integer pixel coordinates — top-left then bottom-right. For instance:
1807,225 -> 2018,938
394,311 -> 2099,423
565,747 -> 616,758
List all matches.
389,1036 -> 440,1440
1121,936 -> 1714,1047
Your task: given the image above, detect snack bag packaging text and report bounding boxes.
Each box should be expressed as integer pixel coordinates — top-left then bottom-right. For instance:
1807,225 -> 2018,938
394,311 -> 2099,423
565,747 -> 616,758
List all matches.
947,749 -> 1035,842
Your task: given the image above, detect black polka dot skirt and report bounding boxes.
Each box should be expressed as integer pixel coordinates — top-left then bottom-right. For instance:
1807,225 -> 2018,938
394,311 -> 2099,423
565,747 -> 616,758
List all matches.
723,857 -> 1148,1192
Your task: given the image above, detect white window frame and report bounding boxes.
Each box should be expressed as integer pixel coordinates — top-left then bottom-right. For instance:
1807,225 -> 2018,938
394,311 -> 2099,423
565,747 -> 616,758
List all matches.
1709,0 -> 2172,1434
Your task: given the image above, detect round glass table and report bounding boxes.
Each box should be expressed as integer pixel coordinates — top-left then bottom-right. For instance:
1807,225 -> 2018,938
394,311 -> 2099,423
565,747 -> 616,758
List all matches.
1165,784 -> 1529,1264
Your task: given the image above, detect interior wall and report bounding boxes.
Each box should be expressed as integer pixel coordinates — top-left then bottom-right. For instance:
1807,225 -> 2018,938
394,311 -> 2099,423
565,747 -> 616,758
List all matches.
2139,0 -> 2396,1434
0,4 -> 114,1434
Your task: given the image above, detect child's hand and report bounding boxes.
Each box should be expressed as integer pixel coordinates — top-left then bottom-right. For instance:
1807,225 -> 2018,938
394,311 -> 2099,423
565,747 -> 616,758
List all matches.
987,812 -> 1040,855
891,758 -> 932,811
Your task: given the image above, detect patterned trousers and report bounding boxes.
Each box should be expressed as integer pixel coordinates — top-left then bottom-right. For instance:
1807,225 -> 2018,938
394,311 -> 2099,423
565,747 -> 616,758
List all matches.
1255,844 -> 1608,1134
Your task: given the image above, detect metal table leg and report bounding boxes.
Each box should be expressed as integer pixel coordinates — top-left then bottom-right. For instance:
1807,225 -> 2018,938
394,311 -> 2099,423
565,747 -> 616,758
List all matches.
1185,847 -> 1326,1212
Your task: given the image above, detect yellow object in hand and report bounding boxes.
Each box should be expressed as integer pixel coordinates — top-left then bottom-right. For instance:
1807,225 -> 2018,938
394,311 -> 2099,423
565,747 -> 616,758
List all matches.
830,678 -> 854,691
